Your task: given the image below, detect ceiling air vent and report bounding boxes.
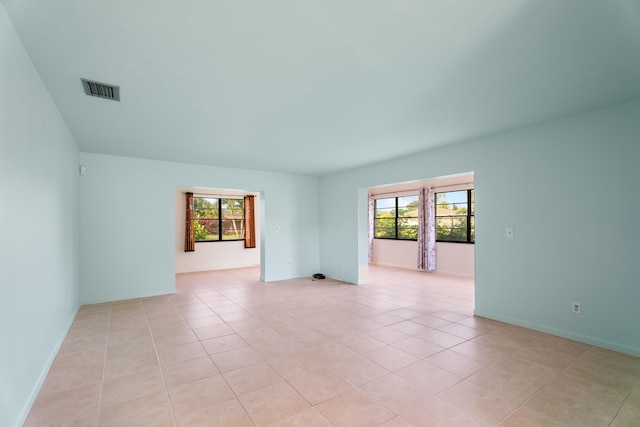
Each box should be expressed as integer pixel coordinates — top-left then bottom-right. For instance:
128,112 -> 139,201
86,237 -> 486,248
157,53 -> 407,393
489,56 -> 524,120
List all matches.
81,78 -> 120,101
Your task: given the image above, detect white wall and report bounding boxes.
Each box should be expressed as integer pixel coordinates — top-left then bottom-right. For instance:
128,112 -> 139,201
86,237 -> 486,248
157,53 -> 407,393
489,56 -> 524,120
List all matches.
79,153 -> 320,304
175,188 -> 261,273
372,240 -> 475,278
320,99 -> 640,356
0,5 -> 80,426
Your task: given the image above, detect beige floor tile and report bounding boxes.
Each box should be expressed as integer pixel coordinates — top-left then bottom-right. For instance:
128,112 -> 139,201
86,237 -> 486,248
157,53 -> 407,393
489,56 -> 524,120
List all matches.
201,333 -> 247,355
269,407 -> 333,426
152,328 -> 199,349
99,391 -> 174,427
106,338 -> 156,359
103,350 -> 159,380
380,417 -> 414,427
148,318 -> 191,335
523,380 -> 622,426
367,326 -> 411,344
192,322 -> 235,341
532,334 -> 593,359
49,346 -> 106,372
329,354 -> 390,386
24,384 -> 101,427
412,314 -> 451,329
161,355 -> 219,387
168,374 -> 235,417
359,373 -> 431,415
580,347 -> 640,378
57,334 -> 107,355
610,411 -> 640,427
240,381 -> 310,426
417,328 -> 468,348
438,380 -> 519,425
467,355 -> 561,404
306,341 -> 359,365
450,340 -> 509,364
498,406 -> 559,427
38,362 -> 104,397
156,341 -> 207,364
211,346 -> 263,372
391,336 -> 444,359
287,366 -> 352,404
438,322 -> 485,339
315,388 -> 395,427
268,350 -> 324,379
367,312 -> 406,326
426,349 -> 491,378
338,333 -> 387,354
101,367 -> 166,407
400,396 -> 485,427
175,398 -> 253,427
364,344 -> 420,371
389,320 -> 432,336
396,359 -> 461,395
223,361 -> 284,396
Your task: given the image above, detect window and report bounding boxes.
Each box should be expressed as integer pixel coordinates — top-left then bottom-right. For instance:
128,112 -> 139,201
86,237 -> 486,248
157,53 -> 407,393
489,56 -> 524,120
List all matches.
374,195 -> 419,240
193,197 -> 245,242
435,189 -> 474,243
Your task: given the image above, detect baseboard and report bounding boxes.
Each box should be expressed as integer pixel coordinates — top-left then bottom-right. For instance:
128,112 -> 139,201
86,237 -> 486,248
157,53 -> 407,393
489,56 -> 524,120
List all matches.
14,304 -> 81,427
474,310 -> 640,357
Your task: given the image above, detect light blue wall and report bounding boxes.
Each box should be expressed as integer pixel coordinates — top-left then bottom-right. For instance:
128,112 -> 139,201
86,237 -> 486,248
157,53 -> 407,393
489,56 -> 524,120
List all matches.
0,5 -> 80,427
78,153 -> 320,303
320,99 -> 640,356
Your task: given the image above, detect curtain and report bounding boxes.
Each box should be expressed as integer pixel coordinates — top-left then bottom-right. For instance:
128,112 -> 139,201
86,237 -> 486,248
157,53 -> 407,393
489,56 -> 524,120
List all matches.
368,194 -> 374,262
418,187 -> 436,271
244,195 -> 256,249
184,192 -> 195,252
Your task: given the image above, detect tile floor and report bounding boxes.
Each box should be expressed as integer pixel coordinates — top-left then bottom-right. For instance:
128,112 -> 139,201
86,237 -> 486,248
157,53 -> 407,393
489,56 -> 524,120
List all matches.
25,265 -> 640,426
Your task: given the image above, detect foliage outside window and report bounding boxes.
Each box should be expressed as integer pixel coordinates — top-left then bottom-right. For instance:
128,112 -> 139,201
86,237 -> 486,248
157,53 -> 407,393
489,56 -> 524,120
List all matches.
374,195 -> 419,240
193,197 -> 245,241
435,189 -> 474,243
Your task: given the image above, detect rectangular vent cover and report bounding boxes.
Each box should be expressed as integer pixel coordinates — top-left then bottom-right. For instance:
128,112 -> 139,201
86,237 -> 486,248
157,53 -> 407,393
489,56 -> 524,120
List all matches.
81,78 -> 120,101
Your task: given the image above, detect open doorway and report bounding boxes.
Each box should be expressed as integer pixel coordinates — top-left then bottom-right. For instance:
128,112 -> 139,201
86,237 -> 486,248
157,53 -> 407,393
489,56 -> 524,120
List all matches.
366,172 -> 475,280
175,187 -> 261,277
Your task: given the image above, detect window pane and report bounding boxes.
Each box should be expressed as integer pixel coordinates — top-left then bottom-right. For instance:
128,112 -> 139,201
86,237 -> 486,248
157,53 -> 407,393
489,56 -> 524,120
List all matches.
397,224 -> 418,239
194,197 -> 219,241
194,219 -> 219,241
375,218 -> 395,238
194,197 -> 218,219
436,216 -> 468,242
436,191 -> 467,216
221,219 -> 245,240
222,199 -> 244,219
375,198 -> 396,218
398,195 -> 418,218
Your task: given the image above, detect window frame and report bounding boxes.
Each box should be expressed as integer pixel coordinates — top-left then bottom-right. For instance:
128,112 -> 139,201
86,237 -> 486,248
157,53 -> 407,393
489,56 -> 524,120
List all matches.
373,195 -> 419,241
435,189 -> 474,244
193,196 -> 245,243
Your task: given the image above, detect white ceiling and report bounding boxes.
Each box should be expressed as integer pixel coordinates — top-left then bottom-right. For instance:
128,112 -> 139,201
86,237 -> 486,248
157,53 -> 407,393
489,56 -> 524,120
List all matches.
3,0 -> 640,176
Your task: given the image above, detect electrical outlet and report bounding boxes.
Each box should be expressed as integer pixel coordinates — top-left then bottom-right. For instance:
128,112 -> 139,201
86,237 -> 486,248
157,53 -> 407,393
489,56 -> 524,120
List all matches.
572,302 -> 581,314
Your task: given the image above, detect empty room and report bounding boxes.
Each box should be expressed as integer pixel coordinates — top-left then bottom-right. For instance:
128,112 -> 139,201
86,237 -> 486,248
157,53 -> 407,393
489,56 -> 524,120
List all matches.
1,0 -> 639,426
